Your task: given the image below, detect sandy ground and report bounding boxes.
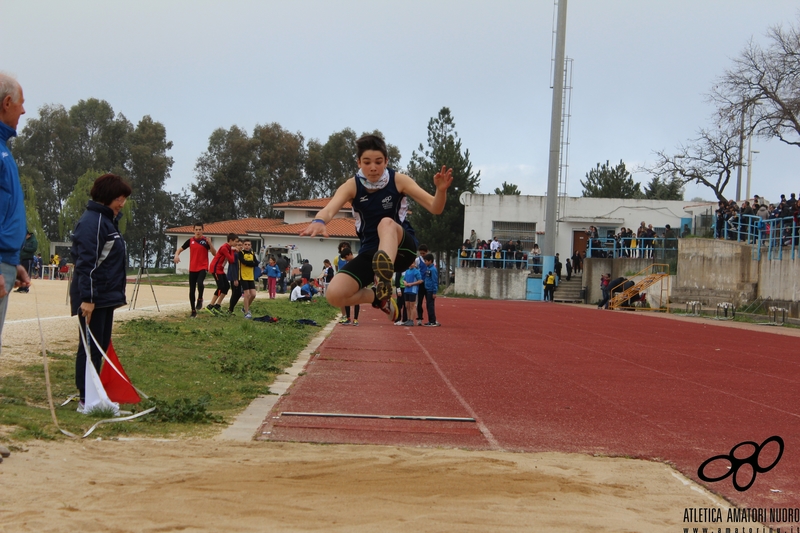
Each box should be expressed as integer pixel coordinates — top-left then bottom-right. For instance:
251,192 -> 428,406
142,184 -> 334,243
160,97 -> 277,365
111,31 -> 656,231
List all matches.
0,281 -> 744,532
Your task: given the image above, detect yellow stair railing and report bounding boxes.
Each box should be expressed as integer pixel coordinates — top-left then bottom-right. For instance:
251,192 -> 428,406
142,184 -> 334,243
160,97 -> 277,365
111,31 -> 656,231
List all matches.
608,263 -> 670,311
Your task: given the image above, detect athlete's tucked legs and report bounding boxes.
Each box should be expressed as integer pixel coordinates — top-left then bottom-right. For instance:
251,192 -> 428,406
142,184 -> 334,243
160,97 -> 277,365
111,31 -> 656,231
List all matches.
372,219 -> 404,301
326,274 -> 374,308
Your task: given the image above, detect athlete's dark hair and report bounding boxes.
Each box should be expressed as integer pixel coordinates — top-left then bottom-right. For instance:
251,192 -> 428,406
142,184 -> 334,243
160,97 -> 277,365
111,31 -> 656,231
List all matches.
418,244 -> 429,253
227,233 -> 238,242
193,222 -> 204,229
339,247 -> 352,258
356,134 -> 388,160
424,253 -> 435,262
90,173 -> 131,206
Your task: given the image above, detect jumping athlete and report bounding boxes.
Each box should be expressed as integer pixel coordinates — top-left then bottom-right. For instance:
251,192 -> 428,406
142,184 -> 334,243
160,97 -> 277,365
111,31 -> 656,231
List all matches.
300,135 -> 453,321
173,223 -> 216,318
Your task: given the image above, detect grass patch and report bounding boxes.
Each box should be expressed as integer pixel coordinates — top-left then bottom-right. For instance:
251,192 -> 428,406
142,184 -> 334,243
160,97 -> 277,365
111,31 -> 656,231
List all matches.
0,297 -> 337,441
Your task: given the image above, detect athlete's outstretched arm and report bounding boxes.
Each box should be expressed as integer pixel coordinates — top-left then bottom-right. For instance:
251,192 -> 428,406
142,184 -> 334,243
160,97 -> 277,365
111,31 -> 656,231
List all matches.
396,166 -> 453,214
300,178 -> 357,238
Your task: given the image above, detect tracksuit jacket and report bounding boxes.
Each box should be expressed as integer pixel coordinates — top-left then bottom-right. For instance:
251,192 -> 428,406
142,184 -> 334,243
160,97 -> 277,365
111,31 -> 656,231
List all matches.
424,265 -> 438,294
0,122 -> 26,266
69,201 -> 128,314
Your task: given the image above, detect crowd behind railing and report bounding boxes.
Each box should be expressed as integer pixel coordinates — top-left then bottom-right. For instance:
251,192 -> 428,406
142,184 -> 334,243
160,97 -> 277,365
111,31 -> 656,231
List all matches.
714,195 -> 800,259
458,238 -> 531,269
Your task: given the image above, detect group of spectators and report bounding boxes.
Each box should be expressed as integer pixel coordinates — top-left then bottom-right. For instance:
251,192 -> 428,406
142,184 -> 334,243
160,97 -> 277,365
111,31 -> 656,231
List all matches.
715,194 -> 800,245
459,234 -> 529,269
586,222 -> 684,259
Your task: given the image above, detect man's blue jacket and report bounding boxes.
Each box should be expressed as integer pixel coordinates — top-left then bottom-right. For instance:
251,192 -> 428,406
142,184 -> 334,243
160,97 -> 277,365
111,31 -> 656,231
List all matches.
0,122 -> 27,266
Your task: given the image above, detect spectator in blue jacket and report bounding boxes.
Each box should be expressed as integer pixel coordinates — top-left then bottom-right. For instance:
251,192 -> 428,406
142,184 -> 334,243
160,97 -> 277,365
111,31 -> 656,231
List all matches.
422,253 -> 440,326
0,73 -> 30,351
69,173 -> 132,411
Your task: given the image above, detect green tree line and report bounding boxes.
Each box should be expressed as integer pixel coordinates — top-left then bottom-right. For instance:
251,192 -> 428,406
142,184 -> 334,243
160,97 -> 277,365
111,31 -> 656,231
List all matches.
13,100 -> 479,267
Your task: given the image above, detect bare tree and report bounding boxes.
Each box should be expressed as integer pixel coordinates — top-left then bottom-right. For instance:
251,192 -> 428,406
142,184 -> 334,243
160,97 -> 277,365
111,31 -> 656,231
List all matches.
646,125 -> 741,203
710,18 -> 800,148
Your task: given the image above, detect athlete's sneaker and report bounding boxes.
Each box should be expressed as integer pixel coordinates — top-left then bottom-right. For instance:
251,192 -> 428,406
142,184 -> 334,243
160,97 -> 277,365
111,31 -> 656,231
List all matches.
416,319 -> 423,326
372,250 -> 394,301
352,320 -> 359,326
76,401 -> 86,414
196,299 -> 203,310
340,320 -> 351,326
204,305 -> 215,315
394,320 -> 404,326
339,317 -> 349,324
402,320 -> 415,327
244,312 -> 252,319
190,310 -> 197,318
423,322 -> 441,327
376,297 -> 400,323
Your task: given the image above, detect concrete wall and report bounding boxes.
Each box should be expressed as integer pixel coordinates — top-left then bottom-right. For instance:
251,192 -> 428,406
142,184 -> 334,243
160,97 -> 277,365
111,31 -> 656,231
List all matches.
758,258 -> 800,302
454,267 -> 530,300
453,236 -> 800,314
671,239 -> 758,306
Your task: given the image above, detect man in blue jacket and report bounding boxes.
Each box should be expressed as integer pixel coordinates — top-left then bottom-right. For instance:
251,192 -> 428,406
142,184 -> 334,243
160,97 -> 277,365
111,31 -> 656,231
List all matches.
0,74 -> 29,349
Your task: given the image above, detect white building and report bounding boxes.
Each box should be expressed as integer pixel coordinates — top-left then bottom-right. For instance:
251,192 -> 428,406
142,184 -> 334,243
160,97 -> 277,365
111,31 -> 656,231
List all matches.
167,199 -> 360,278
460,193 -> 716,257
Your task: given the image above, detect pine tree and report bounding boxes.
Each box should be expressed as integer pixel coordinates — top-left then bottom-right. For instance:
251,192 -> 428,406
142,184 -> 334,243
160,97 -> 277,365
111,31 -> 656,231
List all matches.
407,108 -> 481,261
580,160 -> 641,198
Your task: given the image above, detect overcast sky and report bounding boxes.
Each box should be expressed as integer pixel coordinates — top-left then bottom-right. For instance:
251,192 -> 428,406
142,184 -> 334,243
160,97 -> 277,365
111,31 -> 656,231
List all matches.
6,0 -> 800,205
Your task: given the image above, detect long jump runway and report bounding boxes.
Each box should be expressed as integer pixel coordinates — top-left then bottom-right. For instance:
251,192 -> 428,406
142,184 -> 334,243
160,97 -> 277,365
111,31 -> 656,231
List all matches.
258,298 -> 800,508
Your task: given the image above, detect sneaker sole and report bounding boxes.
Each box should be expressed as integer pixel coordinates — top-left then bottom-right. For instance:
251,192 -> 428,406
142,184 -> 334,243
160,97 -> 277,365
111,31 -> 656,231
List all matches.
378,298 -> 400,323
372,250 -> 394,301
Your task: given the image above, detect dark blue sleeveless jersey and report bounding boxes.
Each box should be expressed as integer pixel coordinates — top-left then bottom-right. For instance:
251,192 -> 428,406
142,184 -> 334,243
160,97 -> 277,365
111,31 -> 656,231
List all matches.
352,168 -> 417,251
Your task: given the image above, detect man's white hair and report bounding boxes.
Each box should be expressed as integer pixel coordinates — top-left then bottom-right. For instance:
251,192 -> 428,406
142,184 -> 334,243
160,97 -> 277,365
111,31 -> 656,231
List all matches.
0,72 -> 21,103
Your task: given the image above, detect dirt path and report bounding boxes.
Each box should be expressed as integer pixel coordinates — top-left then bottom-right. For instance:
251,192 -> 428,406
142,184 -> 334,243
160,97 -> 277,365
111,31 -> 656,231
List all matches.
0,283 -> 744,531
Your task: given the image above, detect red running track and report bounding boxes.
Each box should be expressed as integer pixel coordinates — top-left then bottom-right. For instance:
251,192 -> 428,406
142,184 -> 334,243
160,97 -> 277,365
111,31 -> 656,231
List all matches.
258,298 -> 800,509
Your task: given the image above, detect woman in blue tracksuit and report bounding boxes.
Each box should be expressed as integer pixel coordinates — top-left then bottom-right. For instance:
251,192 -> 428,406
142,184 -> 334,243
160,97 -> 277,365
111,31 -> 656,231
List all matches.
70,174 -> 131,409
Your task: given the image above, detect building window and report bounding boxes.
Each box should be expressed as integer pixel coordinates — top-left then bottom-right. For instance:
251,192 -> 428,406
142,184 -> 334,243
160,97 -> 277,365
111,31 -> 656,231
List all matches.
306,210 -> 318,219
491,221 -> 537,250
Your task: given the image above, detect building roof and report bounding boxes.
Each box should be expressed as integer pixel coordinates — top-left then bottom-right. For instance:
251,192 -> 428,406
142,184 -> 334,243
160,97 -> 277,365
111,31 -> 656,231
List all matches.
167,217 -> 357,239
272,197 -> 353,210
166,218 -> 284,235
261,218 -> 357,238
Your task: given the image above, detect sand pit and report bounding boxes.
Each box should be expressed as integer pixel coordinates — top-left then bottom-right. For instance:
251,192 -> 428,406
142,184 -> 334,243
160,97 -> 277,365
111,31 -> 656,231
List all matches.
0,280 -> 737,532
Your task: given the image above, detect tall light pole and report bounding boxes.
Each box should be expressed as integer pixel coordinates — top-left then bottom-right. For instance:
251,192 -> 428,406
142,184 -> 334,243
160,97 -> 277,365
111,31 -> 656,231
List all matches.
746,150 -> 759,201
736,100 -> 760,201
543,0 -> 568,257
735,102 -> 747,201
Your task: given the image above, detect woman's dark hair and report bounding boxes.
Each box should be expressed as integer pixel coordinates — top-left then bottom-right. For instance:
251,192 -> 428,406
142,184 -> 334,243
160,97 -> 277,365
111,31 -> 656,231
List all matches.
90,173 -> 132,205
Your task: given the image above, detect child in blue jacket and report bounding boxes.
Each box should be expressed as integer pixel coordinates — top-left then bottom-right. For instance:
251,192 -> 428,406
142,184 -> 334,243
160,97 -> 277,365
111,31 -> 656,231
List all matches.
264,256 -> 281,299
422,253 -> 440,326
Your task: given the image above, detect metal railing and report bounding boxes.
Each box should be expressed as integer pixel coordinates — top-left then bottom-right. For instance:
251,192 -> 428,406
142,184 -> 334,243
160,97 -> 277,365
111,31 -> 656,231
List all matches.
584,214 -> 799,262
712,213 -> 798,261
456,249 -> 530,270
586,237 -> 679,260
